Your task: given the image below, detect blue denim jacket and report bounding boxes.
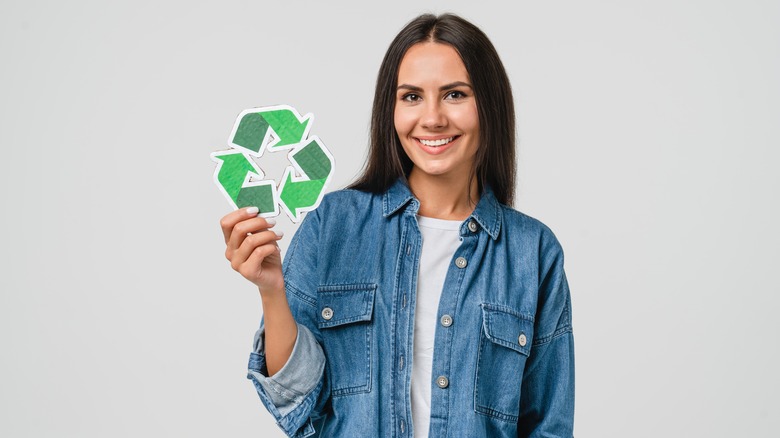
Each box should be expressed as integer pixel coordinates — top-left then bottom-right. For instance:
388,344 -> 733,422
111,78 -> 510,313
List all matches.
247,180 -> 574,437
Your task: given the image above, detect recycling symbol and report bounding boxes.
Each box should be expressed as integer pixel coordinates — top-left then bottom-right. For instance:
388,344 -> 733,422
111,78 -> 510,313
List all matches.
211,105 -> 335,222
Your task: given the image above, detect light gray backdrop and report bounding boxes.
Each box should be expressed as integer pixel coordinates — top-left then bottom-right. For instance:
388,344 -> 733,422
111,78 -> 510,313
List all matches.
1,0 -> 778,436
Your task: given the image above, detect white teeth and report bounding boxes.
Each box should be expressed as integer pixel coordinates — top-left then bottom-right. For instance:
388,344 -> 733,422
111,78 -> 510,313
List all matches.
419,137 -> 454,147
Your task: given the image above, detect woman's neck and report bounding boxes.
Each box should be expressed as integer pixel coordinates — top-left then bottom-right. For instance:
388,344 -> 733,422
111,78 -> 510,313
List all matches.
407,169 -> 479,220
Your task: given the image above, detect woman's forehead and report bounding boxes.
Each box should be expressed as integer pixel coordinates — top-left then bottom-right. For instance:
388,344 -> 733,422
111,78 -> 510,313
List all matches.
397,42 -> 470,85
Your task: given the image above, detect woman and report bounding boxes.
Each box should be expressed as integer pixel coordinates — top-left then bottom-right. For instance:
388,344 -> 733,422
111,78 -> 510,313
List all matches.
221,13 -> 574,437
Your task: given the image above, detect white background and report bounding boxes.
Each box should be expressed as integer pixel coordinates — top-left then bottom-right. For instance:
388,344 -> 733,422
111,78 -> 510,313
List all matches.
1,0 -> 778,436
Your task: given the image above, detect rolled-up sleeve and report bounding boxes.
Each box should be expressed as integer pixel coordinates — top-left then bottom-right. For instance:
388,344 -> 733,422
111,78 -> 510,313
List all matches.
247,322 -> 326,438
246,207 -> 329,438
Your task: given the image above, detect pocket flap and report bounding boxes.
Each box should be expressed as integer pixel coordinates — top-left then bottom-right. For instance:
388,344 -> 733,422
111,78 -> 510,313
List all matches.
481,304 -> 534,355
317,284 -> 377,328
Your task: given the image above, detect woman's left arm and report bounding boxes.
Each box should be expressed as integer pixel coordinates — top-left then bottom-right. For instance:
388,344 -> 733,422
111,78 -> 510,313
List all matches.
517,236 -> 575,438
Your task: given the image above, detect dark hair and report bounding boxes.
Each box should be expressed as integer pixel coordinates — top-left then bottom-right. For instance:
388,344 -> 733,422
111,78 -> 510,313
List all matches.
349,13 -> 516,206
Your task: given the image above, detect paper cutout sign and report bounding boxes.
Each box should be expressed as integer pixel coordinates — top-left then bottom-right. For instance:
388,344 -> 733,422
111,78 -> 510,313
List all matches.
211,105 -> 335,222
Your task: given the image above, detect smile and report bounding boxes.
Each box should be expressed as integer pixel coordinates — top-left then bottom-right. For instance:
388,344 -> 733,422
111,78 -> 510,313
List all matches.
417,136 -> 459,147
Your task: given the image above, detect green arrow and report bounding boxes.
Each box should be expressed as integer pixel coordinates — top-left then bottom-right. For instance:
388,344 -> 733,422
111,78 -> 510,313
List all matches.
236,184 -> 275,213
263,109 -> 310,150
232,113 -> 270,154
279,171 -> 326,221
231,108 -> 310,154
213,152 -> 261,202
278,137 -> 334,220
293,138 -> 332,179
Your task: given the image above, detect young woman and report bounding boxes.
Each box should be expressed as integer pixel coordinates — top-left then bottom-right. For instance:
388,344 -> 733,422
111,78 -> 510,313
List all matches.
220,13 -> 574,437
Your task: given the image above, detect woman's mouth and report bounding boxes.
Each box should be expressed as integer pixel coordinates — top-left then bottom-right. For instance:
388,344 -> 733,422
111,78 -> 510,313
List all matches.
417,135 -> 460,148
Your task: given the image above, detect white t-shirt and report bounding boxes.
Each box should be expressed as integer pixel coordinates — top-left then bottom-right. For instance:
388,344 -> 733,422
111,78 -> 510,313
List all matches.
412,215 -> 462,438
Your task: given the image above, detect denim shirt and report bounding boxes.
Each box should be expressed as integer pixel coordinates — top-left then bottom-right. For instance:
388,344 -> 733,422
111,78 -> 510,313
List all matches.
247,180 -> 575,437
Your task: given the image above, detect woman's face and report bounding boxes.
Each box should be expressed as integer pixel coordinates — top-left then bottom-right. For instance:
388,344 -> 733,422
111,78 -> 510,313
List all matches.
394,42 -> 479,182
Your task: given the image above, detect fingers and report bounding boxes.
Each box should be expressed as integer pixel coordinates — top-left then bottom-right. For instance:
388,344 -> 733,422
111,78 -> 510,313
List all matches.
223,209 -> 278,258
230,228 -> 284,271
220,206 -> 285,289
221,206 -> 263,244
238,242 -> 282,281
226,216 -> 280,259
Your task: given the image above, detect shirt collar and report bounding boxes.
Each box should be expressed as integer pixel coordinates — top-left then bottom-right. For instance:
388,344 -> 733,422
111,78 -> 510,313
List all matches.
382,179 -> 417,216
382,179 -> 502,240
470,187 -> 502,240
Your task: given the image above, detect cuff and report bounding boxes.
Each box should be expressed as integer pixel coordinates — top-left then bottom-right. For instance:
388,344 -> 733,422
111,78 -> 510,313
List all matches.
247,323 -> 325,437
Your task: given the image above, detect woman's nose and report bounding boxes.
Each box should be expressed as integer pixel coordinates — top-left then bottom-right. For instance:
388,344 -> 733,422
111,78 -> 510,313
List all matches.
420,102 -> 446,129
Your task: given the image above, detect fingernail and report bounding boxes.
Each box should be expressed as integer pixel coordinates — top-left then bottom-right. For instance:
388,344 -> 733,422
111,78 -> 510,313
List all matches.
273,229 -> 284,238
266,218 -> 276,226
246,206 -> 259,215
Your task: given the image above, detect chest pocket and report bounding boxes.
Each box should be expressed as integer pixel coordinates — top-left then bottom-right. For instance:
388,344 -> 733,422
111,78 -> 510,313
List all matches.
474,303 -> 534,422
317,284 -> 376,396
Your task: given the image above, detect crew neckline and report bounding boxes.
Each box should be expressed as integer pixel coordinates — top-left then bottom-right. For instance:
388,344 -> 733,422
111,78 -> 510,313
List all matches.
416,215 -> 462,231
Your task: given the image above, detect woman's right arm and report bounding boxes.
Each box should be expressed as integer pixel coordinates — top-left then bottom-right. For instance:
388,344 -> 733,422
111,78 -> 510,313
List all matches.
220,206 -> 296,376
221,206 -> 328,438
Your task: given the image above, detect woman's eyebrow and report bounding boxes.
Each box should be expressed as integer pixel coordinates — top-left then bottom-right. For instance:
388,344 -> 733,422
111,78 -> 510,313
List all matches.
439,81 -> 472,91
397,84 -> 423,92
397,82 -> 473,92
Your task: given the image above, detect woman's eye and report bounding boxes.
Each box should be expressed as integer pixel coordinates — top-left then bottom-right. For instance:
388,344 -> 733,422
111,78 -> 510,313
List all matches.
445,90 -> 467,100
401,93 -> 421,102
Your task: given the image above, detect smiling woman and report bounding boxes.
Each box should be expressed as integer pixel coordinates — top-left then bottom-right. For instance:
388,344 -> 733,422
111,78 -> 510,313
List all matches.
221,12 -> 574,438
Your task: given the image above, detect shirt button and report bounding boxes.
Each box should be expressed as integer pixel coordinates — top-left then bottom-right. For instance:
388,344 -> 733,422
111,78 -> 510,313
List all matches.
468,220 -> 478,232
436,376 -> 449,389
455,257 -> 467,268
321,307 -> 334,320
440,314 -> 453,327
518,332 -> 528,347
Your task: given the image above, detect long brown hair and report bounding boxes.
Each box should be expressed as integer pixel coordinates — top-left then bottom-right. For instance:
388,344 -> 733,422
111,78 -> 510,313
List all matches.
349,13 -> 516,206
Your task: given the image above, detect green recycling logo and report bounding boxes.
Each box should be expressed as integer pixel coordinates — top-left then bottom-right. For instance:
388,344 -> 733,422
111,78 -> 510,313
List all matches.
211,105 -> 335,222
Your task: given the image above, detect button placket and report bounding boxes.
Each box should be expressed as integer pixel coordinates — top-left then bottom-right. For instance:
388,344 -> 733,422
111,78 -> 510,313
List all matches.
440,314 -> 453,327
436,376 -> 449,389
